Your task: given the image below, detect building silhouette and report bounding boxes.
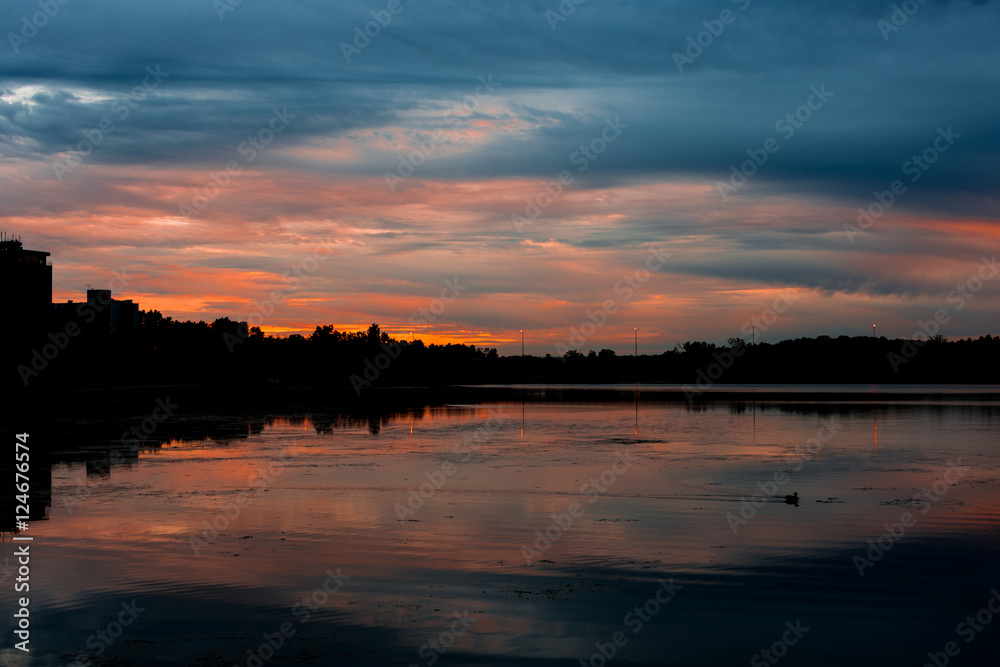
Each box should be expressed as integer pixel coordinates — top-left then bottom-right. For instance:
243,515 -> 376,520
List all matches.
51,289 -> 140,337
87,289 -> 139,336
0,234 -> 52,343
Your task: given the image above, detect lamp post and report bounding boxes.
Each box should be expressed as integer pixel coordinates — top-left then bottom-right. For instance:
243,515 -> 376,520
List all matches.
634,327 -> 637,357
873,323 -> 876,338
520,329 -> 524,357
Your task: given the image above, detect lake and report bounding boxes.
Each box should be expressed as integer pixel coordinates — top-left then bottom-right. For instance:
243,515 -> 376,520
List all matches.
3,385 -> 1000,666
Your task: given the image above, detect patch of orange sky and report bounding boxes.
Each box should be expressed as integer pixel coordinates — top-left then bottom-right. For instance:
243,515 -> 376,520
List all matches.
9,159 -> 994,353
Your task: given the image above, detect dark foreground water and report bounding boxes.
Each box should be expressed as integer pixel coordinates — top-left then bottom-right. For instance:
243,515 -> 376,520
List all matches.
3,386 -> 1000,666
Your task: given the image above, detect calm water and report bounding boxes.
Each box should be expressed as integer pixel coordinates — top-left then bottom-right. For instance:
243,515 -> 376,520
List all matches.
3,386 -> 1000,666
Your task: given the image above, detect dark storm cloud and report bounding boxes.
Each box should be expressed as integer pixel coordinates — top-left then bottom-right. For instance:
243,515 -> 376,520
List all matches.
2,0 -> 996,189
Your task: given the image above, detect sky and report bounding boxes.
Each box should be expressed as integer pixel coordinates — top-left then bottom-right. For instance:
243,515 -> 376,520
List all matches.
1,0 -> 998,354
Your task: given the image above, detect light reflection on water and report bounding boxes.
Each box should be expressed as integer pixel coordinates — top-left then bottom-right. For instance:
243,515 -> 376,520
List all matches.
4,390 -> 1000,666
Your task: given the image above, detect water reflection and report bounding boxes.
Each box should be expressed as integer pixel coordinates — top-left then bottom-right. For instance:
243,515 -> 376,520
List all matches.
2,386 -> 999,666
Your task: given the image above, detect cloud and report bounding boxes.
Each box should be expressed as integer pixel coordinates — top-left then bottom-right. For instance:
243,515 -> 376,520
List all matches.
1,0 -> 998,348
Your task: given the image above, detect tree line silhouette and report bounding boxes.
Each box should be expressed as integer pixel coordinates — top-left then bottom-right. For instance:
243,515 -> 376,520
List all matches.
6,308 -> 1000,392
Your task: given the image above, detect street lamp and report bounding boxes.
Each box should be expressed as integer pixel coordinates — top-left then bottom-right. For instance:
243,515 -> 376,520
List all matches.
634,327 -> 637,357
520,329 -> 524,357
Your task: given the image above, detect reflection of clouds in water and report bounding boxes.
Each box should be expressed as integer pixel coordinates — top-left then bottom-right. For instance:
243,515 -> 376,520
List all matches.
11,390 -> 1000,664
